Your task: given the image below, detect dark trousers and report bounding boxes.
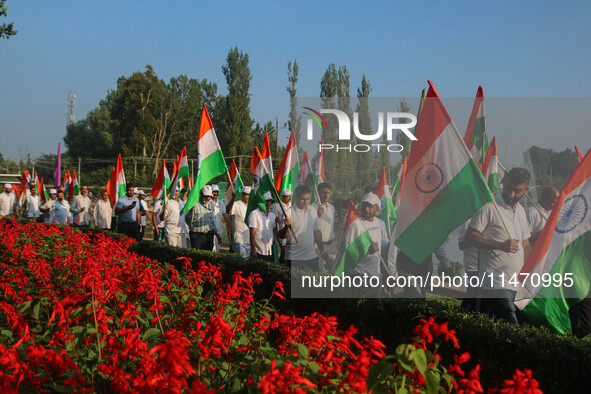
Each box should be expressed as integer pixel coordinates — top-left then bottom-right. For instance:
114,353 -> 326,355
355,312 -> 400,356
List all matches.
480,289 -> 518,324
118,221 -> 141,241
189,231 -> 214,250
257,253 -> 274,263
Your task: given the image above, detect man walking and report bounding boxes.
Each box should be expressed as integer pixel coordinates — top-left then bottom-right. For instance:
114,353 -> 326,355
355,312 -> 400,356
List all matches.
185,185 -> 221,250
226,186 -> 251,258
70,184 -> 93,227
115,183 -> 145,240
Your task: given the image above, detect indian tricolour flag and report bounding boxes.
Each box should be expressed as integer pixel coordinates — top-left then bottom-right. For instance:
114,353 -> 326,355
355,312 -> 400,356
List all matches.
181,105 -> 228,215
296,150 -> 315,191
150,159 -> 171,200
333,200 -> 376,276
225,159 -> 244,204
394,81 -> 493,263
482,136 -> 500,193
68,170 -> 79,202
375,168 -> 396,234
515,149 -> 591,334
262,132 -> 274,179
106,154 -> 126,209
245,147 -> 276,222
177,146 -> 189,178
463,86 -> 489,164
275,129 -> 300,194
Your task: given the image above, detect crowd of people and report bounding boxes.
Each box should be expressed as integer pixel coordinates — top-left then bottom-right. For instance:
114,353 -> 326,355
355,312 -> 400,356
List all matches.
0,167 -> 570,328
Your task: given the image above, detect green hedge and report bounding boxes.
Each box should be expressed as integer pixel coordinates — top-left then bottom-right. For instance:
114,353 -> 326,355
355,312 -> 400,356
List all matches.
6,220 -> 591,392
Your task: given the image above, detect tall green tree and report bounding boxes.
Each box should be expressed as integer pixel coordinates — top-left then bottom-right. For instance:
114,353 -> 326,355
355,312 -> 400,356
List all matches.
287,59 -> 302,153
394,99 -> 412,156
219,47 -> 254,157
355,74 -> 372,189
0,0 -> 17,39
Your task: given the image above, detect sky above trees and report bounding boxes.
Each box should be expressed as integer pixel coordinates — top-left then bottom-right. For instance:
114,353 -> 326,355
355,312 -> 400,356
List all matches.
1,0 -> 590,163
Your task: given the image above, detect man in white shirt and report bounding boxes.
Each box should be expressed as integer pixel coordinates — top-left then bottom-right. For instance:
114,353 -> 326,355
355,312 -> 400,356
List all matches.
94,190 -> 112,230
210,184 -> 226,252
353,192 -> 389,278
49,189 -> 71,225
137,190 -> 149,240
465,167 -> 532,324
26,185 -> 41,220
280,185 -> 328,272
311,182 -> 336,267
526,186 -> 559,245
151,198 -> 166,242
160,190 -> 182,247
40,189 -> 58,224
226,186 -> 251,258
70,184 -> 93,227
249,192 -> 278,261
0,183 -> 17,218
179,188 -> 190,248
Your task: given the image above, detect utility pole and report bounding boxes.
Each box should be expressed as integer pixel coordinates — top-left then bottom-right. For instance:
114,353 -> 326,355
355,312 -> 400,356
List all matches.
66,92 -> 76,126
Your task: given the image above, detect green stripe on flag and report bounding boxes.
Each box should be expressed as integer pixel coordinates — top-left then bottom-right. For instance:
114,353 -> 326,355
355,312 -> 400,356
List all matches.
396,160 -> 493,262
333,231 -> 375,276
520,230 -> 591,334
472,117 -> 488,160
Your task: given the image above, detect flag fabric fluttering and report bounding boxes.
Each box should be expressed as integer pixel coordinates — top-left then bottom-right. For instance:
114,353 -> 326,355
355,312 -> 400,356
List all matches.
63,171 -> 71,194
169,161 -> 180,197
295,150 -> 315,191
17,171 -> 29,207
181,105 -> 228,215
482,136 -> 500,193
275,129 -> 300,194
68,170 -> 79,202
54,143 -> 61,187
333,200 -> 376,276
106,154 -> 126,209
515,149 -> 591,334
38,177 -> 48,203
575,145 -> 584,163
261,132 -> 274,180
245,147 -> 276,223
394,81 -> 493,263
463,86 -> 489,164
225,159 -> 244,204
177,146 -> 190,178
150,160 -> 171,200
375,168 -> 396,234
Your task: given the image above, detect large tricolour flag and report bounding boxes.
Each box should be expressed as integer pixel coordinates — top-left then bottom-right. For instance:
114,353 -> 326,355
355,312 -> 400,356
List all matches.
225,159 -> 244,204
464,86 -> 489,164
375,168 -> 396,234
515,149 -> 591,334
394,81 -> 493,263
181,105 -> 228,215
261,132 -> 274,180
333,200 -> 375,276
482,136 -> 500,193
275,129 -> 300,193
68,170 -> 79,202
106,154 -> 126,209
150,160 -> 171,200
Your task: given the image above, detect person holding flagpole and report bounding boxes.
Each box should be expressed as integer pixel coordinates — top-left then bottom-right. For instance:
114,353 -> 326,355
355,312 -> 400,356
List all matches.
70,184 -> 93,227
226,186 -> 252,258
185,185 -> 221,250
465,167 -> 532,324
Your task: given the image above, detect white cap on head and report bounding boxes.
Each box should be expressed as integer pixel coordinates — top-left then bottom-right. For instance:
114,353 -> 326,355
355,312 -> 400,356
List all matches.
211,184 -> 220,192
201,185 -> 213,197
138,190 -> 145,195
361,192 -> 380,207
133,187 -> 139,194
264,191 -> 274,201
4,183 -> 13,189
281,189 -> 292,197
49,188 -> 57,194
242,186 -> 251,195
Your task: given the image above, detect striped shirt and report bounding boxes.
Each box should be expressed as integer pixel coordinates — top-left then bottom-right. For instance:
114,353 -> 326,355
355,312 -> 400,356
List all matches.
185,201 -> 219,234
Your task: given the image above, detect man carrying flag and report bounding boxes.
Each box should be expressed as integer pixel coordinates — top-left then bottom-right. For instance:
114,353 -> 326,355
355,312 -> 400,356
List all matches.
150,160 -> 171,242
70,183 -> 93,227
465,168 -> 532,324
245,147 -> 276,224
275,129 -> 300,194
115,182 -> 145,241
515,149 -> 591,335
181,105 -> 228,216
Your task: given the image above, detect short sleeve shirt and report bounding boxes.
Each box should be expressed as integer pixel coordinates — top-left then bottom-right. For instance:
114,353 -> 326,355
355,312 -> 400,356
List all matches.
231,200 -> 249,244
311,201 -> 335,242
285,205 -> 320,261
248,209 -> 276,255
116,195 -> 141,223
526,202 -> 551,235
0,192 -> 16,216
469,193 -> 531,290
164,199 -> 182,234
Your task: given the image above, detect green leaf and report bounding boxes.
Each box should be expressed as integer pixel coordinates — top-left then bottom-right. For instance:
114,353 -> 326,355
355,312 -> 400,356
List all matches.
33,303 -> 41,320
409,348 -> 427,374
296,343 -> 308,358
425,368 -> 442,394
367,358 -> 395,389
17,300 -> 32,313
70,326 -> 84,335
1,329 -> 13,338
160,295 -> 170,303
143,327 -> 161,341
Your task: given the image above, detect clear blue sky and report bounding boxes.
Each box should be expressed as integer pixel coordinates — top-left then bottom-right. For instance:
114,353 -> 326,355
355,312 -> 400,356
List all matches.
1,0 -> 590,162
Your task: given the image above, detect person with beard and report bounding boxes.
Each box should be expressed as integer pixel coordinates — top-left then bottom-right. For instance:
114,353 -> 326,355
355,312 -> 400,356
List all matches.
465,167 -> 532,324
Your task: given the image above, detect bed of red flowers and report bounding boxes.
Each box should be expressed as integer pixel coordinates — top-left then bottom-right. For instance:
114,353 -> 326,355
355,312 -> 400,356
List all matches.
0,219 -> 542,393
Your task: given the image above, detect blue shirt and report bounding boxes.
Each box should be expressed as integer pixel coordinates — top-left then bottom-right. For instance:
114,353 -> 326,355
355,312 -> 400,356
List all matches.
115,195 -> 145,223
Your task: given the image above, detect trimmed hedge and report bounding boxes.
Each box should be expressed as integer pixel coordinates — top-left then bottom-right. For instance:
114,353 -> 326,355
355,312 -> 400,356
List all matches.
6,221 -> 591,392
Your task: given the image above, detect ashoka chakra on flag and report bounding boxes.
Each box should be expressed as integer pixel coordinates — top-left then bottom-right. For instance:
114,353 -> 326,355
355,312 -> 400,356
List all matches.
556,194 -> 588,234
415,162 -> 444,194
